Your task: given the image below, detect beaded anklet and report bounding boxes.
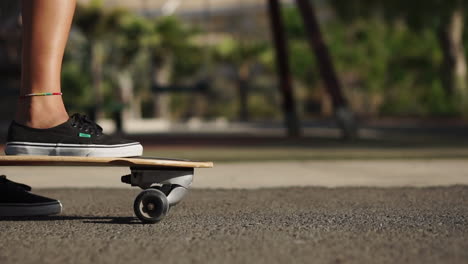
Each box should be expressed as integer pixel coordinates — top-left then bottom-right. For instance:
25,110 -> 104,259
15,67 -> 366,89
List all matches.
20,92 -> 63,98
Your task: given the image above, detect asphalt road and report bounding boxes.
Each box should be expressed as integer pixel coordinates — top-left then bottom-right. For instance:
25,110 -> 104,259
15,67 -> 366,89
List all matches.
0,187 -> 467,264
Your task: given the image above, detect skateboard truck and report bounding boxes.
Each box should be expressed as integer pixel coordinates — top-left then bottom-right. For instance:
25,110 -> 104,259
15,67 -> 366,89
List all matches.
121,167 -> 194,223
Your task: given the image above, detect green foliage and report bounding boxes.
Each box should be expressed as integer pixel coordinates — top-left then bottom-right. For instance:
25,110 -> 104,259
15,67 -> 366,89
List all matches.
326,0 -> 467,116
282,3 -> 458,116
61,62 -> 92,111
215,36 -> 269,66
155,17 -> 204,78
65,3 -> 206,117
329,0 -> 467,30
62,0 -> 467,119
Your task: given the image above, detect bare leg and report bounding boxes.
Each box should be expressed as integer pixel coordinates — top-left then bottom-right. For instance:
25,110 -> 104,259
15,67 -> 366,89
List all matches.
16,0 -> 76,129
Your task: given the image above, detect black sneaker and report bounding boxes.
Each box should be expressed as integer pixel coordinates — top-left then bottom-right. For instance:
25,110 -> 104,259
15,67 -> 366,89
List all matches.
0,175 -> 62,217
5,113 -> 143,157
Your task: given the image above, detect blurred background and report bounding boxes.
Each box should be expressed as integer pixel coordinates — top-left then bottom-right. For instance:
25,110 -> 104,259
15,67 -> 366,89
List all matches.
2,2 -> 468,261
1,0 -> 468,162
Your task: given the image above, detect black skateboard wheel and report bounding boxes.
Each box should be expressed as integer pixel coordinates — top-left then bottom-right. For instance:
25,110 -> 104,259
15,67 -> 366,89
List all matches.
133,189 -> 169,224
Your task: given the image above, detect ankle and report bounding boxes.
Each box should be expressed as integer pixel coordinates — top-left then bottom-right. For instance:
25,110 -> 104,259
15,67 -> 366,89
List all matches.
15,96 -> 69,129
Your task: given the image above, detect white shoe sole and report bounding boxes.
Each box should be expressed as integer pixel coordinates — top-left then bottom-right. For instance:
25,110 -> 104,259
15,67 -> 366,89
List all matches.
5,142 -> 143,157
0,201 -> 62,217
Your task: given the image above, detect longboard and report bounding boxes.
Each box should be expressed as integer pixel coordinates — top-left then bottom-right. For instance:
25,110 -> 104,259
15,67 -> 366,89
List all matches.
0,155 -> 213,168
0,155 -> 214,223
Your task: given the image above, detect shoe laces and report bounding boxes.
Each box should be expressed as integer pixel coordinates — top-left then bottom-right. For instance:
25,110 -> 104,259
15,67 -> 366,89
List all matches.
70,113 -> 103,136
0,175 -> 32,192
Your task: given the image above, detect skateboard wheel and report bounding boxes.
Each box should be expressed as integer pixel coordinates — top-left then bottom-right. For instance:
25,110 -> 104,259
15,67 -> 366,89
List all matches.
133,189 -> 169,224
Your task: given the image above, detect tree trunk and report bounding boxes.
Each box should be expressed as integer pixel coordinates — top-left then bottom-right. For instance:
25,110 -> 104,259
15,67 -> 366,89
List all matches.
267,0 -> 301,137
152,55 -> 172,119
238,63 -> 250,122
439,7 -> 468,114
295,0 -> 357,139
116,70 -> 134,133
132,95 -> 142,119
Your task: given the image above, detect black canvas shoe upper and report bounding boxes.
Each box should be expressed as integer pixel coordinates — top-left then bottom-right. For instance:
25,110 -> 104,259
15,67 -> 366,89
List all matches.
0,175 -> 56,205
7,113 -> 139,146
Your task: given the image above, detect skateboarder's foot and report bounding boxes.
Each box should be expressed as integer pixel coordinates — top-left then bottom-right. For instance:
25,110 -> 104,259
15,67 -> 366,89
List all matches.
0,175 -> 62,217
5,113 -> 143,157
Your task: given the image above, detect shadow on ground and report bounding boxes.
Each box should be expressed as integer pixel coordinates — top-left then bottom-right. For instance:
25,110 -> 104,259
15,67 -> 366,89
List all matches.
0,215 -> 141,225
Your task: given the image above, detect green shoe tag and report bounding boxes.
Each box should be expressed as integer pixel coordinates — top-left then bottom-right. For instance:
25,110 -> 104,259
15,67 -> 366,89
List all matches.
79,133 -> 91,138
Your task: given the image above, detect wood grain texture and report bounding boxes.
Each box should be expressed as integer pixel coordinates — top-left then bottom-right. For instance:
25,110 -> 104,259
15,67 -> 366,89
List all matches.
0,156 -> 213,168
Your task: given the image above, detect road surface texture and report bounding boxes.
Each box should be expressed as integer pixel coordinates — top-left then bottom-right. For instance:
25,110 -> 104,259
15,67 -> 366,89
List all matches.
0,187 -> 467,264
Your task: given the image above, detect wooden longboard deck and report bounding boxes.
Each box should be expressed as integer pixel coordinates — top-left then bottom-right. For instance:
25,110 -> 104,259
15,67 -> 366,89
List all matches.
0,155 -> 213,168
